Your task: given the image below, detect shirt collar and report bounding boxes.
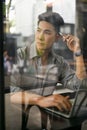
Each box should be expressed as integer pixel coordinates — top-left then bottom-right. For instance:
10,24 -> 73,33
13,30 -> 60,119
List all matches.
29,42 -> 55,60
29,42 -> 38,59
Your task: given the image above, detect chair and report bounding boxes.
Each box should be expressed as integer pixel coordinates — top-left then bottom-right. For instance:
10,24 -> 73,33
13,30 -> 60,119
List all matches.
21,104 -> 32,130
21,104 -> 48,130
81,120 -> 87,130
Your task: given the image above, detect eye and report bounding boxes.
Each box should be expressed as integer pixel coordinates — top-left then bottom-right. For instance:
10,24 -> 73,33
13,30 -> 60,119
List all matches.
36,28 -> 41,32
44,30 -> 52,35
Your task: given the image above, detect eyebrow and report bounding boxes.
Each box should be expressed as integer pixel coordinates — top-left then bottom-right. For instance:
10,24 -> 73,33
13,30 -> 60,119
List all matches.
37,27 -> 54,33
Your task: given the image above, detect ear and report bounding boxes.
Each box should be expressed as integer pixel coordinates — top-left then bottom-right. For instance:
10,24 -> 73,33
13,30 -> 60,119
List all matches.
55,34 -> 60,42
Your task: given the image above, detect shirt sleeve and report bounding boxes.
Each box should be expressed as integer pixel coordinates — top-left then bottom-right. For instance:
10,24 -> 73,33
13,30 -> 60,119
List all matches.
56,55 -> 82,90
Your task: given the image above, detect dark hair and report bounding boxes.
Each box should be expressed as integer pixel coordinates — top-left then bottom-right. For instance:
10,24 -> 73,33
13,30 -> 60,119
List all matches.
38,12 -> 64,33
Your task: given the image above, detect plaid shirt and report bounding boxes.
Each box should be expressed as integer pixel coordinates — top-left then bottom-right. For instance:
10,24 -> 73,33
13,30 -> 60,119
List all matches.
10,42 -> 81,96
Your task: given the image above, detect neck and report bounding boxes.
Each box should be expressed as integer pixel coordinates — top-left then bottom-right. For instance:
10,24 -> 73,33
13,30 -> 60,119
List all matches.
41,52 -> 49,65
36,47 -> 51,65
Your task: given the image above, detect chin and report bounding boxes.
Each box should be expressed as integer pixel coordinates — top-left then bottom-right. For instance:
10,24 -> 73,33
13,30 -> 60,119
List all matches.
37,45 -> 45,50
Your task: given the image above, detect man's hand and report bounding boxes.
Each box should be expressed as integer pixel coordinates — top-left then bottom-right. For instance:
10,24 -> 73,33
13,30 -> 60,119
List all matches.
62,34 -> 81,53
36,94 -> 72,112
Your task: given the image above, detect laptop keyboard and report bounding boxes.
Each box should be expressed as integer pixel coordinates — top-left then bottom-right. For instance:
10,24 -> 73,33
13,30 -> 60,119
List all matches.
53,107 -> 70,115
45,91 -> 76,117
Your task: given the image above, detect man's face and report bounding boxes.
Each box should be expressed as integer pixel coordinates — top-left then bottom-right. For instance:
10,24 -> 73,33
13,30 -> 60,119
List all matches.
35,21 -> 58,54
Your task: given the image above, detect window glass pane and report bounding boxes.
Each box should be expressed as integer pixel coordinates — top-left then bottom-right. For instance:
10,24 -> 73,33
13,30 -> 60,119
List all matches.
4,0 -> 87,130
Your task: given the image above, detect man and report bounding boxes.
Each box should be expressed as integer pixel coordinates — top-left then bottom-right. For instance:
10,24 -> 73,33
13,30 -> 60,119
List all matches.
10,12 -> 87,112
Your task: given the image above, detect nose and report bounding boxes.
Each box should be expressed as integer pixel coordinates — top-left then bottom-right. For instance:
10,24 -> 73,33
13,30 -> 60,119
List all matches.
39,31 -> 44,41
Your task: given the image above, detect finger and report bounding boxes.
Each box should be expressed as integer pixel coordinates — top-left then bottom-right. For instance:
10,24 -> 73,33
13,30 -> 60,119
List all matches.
55,102 -> 64,111
68,38 -> 76,46
55,98 -> 70,111
65,96 -> 72,105
63,99 -> 72,111
53,95 -> 72,111
65,96 -> 70,99
56,96 -> 72,111
63,34 -> 71,39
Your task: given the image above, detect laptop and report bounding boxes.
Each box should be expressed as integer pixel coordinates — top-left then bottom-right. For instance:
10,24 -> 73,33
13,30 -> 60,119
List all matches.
45,88 -> 87,118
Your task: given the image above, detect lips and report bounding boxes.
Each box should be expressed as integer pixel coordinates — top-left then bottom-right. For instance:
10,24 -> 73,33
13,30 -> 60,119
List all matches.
37,41 -> 45,45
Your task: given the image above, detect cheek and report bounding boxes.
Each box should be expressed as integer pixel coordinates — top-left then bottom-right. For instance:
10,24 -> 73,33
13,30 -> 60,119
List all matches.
45,38 -> 55,48
35,32 -> 38,39
46,36 -> 56,44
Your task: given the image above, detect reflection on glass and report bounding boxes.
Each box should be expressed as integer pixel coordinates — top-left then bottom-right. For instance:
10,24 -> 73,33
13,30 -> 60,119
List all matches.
4,0 -> 87,130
